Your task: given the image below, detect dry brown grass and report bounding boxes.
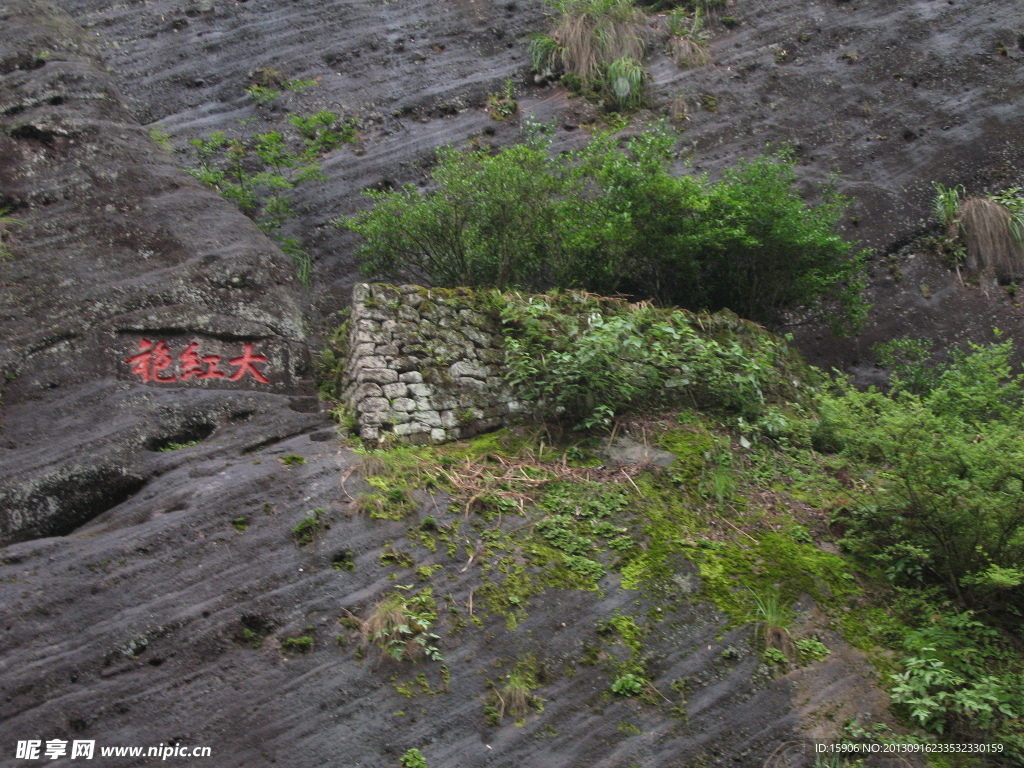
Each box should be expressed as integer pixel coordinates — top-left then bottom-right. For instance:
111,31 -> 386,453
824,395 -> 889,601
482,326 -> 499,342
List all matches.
669,94 -> 689,123
538,0 -> 647,82
959,196 -> 1024,281
360,592 -> 430,661
670,35 -> 711,67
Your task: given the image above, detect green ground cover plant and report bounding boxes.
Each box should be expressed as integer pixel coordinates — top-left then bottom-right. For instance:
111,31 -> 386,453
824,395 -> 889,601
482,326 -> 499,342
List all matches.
341,304 -> 1024,762
187,110 -> 356,285
343,125 -> 867,331
399,748 -> 428,768
499,291 -> 814,430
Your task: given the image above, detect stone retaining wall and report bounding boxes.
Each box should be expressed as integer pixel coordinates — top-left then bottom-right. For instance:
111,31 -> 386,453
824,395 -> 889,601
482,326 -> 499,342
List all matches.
342,283 -> 524,445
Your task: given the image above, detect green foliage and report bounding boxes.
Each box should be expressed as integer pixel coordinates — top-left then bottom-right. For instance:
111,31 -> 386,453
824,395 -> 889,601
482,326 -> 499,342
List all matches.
245,77 -> 317,105
795,636 -> 831,664
610,672 -> 648,696
933,182 -> 963,237
292,509 -> 324,545
279,631 -> 315,653
356,476 -> 418,520
820,339 -> 1024,615
604,57 -> 647,109
873,337 -> 937,396
239,628 -> 264,648
399,748 -> 428,768
991,187 -> 1024,244
500,292 -> 810,429
344,126 -> 866,331
487,660 -> 545,723
529,0 -> 648,109
364,588 -> 443,662
158,439 -> 201,452
692,532 -> 859,626
148,127 -> 173,150
889,612 -> 1024,757
281,454 -> 306,466
667,7 -> 711,68
487,78 -> 519,120
187,111 -> 356,285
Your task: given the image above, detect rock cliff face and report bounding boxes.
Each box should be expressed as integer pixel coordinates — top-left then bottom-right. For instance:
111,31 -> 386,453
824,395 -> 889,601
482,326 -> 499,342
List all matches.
0,0 -> 320,546
1,0 -> 1022,764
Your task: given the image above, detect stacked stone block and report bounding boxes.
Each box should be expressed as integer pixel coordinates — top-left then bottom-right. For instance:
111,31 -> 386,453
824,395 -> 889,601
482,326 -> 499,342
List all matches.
343,283 -> 524,445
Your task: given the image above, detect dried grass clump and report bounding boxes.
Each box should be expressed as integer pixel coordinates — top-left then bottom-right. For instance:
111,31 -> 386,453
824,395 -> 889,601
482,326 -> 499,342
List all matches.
668,94 -> 689,123
671,36 -> 711,67
959,196 -> 1024,282
361,590 -> 441,661
666,8 -> 711,68
530,0 -> 648,107
546,0 -> 646,81
362,594 -> 408,645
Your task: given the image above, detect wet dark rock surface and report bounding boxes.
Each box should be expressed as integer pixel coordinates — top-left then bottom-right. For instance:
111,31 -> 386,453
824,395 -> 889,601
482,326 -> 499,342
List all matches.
1,0 -> 1021,763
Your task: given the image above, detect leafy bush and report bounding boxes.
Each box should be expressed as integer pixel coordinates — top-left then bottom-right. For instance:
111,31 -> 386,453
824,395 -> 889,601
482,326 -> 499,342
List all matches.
500,292 -> 810,429
821,339 -> 1024,616
889,612 -> 1023,757
344,126 -> 866,331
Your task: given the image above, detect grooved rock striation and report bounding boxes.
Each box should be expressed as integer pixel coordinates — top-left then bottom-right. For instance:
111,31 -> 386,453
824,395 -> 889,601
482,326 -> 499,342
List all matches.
0,0 -> 320,545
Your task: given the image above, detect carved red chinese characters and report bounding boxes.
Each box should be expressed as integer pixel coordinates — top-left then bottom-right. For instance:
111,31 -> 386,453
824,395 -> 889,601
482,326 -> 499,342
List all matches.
125,339 -> 269,384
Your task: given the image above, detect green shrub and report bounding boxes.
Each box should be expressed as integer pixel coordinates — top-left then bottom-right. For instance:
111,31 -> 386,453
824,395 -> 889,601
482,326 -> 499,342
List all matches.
821,339 -> 1024,616
889,611 -> 1024,757
500,292 -> 809,429
343,126 -> 866,331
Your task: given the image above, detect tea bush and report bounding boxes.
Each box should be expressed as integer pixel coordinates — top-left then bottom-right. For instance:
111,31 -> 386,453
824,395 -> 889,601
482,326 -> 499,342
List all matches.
820,339 -> 1024,616
343,125 -> 867,331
